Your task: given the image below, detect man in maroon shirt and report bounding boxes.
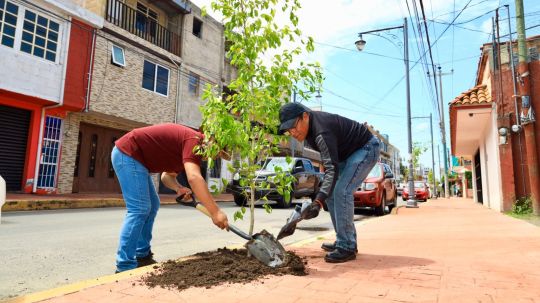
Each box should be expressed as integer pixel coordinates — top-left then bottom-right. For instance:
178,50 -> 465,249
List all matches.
112,123 -> 229,273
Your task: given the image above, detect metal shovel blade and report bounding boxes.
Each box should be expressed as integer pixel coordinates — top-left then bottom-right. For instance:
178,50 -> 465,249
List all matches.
246,229 -> 288,268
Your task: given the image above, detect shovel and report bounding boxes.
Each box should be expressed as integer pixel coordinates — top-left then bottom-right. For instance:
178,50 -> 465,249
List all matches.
277,200 -> 321,240
176,195 -> 288,268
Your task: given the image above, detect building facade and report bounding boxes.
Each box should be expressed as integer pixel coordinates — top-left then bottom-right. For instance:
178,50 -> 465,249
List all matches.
450,35 -> 540,211
0,0 -> 102,193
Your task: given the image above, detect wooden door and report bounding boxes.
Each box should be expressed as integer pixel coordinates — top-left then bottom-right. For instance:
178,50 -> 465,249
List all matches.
73,123 -> 126,193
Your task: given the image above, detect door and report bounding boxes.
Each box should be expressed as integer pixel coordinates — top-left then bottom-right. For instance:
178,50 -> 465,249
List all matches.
73,123 -> 126,193
474,150 -> 483,203
382,164 -> 395,201
0,105 -> 31,192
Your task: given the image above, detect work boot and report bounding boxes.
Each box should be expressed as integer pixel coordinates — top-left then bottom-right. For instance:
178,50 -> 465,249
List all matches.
137,251 -> 157,268
324,248 -> 357,263
321,242 -> 336,252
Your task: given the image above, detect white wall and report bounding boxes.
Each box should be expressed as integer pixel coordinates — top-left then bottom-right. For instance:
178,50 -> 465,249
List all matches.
478,107 -> 503,211
0,0 -> 70,102
485,108 -> 502,211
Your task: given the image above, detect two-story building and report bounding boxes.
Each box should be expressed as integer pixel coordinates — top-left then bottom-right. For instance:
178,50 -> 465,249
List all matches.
0,0 -> 101,193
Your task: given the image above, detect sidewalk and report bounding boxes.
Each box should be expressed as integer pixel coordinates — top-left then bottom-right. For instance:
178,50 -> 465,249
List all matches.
6,197 -> 540,303
3,193 -> 234,211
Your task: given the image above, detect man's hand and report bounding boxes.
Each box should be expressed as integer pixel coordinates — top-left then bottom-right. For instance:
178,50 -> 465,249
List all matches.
211,210 -> 229,230
176,187 -> 192,202
299,200 -> 322,220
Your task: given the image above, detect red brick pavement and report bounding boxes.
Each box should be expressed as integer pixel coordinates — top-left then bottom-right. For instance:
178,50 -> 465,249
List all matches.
15,198 -> 540,303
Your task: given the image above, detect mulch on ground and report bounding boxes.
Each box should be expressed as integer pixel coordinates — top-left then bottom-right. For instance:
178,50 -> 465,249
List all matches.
141,248 -> 307,291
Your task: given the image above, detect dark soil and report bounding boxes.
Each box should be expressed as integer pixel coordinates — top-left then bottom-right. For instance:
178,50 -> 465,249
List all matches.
142,248 -> 307,291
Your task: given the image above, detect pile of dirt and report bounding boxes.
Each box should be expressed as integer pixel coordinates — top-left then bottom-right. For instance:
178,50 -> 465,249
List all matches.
142,248 -> 307,291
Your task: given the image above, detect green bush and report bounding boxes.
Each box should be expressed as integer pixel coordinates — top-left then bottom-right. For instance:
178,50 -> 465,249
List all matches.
512,196 -> 533,215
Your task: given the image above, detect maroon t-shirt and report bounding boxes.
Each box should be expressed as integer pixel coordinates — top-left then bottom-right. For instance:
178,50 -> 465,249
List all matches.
115,123 -> 203,173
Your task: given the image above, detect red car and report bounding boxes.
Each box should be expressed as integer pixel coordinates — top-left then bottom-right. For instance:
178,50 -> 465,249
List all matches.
402,181 -> 430,202
353,163 -> 398,216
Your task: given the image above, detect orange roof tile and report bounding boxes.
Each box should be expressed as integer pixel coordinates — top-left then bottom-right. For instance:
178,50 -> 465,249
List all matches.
449,84 -> 492,106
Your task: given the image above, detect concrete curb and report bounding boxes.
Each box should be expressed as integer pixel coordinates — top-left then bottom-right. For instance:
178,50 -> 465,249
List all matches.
2,217 -> 382,303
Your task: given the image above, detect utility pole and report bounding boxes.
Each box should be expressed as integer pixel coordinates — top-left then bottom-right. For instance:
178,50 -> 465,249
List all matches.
438,66 -> 450,198
437,144 -> 441,197
514,0 -> 540,214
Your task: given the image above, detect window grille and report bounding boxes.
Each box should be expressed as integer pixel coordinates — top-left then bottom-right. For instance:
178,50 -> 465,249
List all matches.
37,117 -> 63,189
20,9 -> 59,62
0,0 -> 18,48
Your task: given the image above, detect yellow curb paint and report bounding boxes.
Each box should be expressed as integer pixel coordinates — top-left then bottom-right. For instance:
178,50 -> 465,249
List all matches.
1,259 -> 178,303
3,216 -> 383,303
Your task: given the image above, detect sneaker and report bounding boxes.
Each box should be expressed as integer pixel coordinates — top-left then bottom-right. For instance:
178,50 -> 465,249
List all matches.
324,248 -> 357,263
321,242 -> 336,252
137,251 -> 157,268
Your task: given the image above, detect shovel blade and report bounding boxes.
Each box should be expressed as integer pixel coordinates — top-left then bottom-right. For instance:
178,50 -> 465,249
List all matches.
246,229 -> 288,268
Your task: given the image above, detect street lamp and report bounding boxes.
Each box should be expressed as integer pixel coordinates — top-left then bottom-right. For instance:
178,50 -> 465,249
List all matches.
412,113 -> 437,199
356,18 -> 418,208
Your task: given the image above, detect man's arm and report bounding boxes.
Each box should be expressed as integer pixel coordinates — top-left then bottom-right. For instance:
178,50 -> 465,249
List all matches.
314,134 -> 339,205
184,161 -> 229,230
161,172 -> 192,200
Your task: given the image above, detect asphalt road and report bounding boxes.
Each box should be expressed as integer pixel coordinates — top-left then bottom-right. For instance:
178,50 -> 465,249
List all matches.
0,198 -> 403,299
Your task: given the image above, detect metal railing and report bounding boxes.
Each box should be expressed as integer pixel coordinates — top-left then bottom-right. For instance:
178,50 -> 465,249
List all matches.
106,0 -> 181,56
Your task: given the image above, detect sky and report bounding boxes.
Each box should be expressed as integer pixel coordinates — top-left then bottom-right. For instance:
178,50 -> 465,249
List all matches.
191,0 -> 540,176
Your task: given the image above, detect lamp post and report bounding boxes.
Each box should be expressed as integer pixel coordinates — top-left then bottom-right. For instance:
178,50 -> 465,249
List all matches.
356,18 -> 417,207
412,114 -> 437,199
291,90 -> 322,157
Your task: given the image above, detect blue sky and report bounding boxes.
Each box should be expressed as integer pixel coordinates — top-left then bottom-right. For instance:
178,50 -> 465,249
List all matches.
194,0 -> 540,175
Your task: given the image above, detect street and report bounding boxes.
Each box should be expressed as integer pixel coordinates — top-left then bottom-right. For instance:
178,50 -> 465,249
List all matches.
0,198 -> 406,299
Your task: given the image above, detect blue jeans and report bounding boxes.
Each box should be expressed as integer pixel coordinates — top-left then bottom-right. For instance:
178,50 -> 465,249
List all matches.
325,136 -> 380,252
111,146 -> 160,271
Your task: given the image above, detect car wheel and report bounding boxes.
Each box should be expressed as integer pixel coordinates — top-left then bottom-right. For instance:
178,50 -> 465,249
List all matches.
375,193 -> 388,216
388,191 -> 398,211
276,191 -> 293,208
233,193 -> 247,207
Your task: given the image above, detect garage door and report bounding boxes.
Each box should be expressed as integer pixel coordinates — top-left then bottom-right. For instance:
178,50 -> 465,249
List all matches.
0,105 -> 31,191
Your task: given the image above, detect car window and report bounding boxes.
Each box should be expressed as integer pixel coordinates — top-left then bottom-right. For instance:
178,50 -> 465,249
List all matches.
303,160 -> 314,172
263,158 -> 292,171
414,182 -> 425,188
367,164 -> 382,178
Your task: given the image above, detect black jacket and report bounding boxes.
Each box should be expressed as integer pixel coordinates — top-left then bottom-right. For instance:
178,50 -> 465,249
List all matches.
305,111 -> 373,203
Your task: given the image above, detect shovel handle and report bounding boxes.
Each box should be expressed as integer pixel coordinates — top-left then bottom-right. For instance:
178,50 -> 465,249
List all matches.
176,196 -> 252,240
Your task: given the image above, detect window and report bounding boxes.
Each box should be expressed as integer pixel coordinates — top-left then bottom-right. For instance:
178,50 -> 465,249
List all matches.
20,9 -> 60,62
192,17 -> 202,38
142,60 -> 169,96
0,0 -> 18,48
136,2 -> 158,38
188,72 -> 199,95
37,117 -> 63,189
111,44 -> 125,66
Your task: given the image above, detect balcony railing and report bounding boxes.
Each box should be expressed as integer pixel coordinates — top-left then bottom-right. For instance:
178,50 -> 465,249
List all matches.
106,0 -> 181,57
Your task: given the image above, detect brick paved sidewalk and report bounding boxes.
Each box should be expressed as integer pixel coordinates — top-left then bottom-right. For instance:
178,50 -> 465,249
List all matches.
9,198 -> 540,303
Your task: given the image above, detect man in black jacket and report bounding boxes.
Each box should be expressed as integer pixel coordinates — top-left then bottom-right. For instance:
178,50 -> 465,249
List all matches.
279,103 -> 380,263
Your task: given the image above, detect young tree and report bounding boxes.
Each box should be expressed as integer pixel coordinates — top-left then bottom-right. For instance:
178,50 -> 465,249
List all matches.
198,0 -> 323,236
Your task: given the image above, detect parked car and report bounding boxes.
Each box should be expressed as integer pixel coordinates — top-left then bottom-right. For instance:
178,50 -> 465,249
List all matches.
352,162 -> 398,216
402,181 -> 430,202
230,157 -> 323,208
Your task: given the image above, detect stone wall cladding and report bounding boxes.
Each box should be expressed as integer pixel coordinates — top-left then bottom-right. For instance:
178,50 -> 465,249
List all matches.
90,29 -> 178,126
57,111 -> 154,193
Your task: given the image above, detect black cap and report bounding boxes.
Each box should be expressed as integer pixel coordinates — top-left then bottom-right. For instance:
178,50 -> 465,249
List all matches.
278,103 -> 311,134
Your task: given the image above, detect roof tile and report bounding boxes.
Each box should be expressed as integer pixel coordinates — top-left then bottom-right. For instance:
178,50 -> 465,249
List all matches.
450,84 -> 492,106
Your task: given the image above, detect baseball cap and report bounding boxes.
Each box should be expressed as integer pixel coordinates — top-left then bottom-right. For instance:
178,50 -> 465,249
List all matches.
278,103 -> 311,134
